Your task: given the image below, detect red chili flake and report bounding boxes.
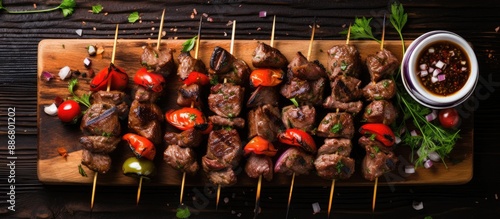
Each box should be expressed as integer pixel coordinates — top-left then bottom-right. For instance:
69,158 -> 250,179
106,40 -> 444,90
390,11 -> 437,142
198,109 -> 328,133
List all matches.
54,96 -> 64,107
57,147 -> 68,159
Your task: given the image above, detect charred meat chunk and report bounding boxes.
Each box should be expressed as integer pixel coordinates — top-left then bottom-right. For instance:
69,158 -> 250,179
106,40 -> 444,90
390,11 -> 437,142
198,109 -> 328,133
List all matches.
132,85 -> 161,103
210,59 -> 251,85
163,144 -> 199,174
81,149 -> 111,174
208,83 -> 245,118
366,48 -> 399,82
206,168 -> 237,186
314,153 -> 355,180
208,115 -> 245,129
328,75 -> 362,102
177,52 -> 207,80
81,103 -> 121,137
202,129 -> 243,171
80,136 -> 120,154
281,104 -> 316,133
177,84 -> 202,107
92,90 -> 129,118
247,104 -> 283,142
141,45 -> 176,78
362,100 -> 398,125
317,112 -> 355,139
164,128 -> 202,148
252,42 -> 288,68
245,154 -> 273,181
326,45 -> 362,79
210,46 -> 235,74
128,99 -> 163,145
288,52 -> 326,80
362,79 -> 396,101
322,97 -> 363,114
247,86 -> 279,108
274,147 -> 314,176
317,138 -> 352,157
359,136 -> 398,181
280,76 -> 326,106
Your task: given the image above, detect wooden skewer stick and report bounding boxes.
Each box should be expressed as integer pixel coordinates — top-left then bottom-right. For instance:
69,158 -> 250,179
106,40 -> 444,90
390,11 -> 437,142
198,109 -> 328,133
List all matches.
179,172 -> 187,204
194,16 -> 203,59
306,17 -> 316,61
380,14 -> 386,51
136,176 -> 143,205
230,20 -> 236,54
270,15 -> 276,47
90,172 -> 98,210
111,24 -> 119,65
285,172 -> 296,219
346,24 -> 351,45
253,175 -> 262,219
156,9 -> 166,50
327,179 -> 335,217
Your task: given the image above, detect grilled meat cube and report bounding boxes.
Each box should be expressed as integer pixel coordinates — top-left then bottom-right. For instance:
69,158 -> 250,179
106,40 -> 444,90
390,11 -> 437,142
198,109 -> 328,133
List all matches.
81,149 -> 111,174
210,46 -> 235,74
322,97 -> 363,114
252,42 -> 288,68
317,138 -> 352,157
317,112 -> 355,139
177,52 -> 207,80
208,115 -> 245,129
164,128 -> 202,148
163,144 -> 199,174
366,48 -> 399,82
314,153 -> 355,180
359,136 -> 398,181
247,104 -> 283,142
208,83 -> 245,118
81,103 -> 121,136
280,76 -> 326,105
288,52 -> 326,80
141,45 -> 176,78
245,154 -> 273,181
214,59 -> 251,85
274,147 -> 314,176
128,99 -> 163,145
132,85 -> 161,103
362,100 -> 398,125
281,104 -> 316,133
177,84 -> 202,107
326,45 -> 362,79
247,86 -> 279,108
362,79 -> 396,101
80,136 -> 120,154
202,129 -> 243,171
92,90 -> 129,118
206,168 -> 237,186
329,75 -> 362,102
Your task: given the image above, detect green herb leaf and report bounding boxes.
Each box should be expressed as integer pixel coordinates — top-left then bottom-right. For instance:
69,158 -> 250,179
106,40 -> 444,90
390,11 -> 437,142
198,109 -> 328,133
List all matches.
68,78 -> 91,108
289,98 -> 299,107
128,11 -> 140,23
59,0 -> 76,17
335,161 -> 345,173
189,113 -> 197,121
176,204 -> 191,218
182,36 -> 197,52
92,4 -> 103,14
330,123 -> 342,134
390,2 -> 408,53
78,164 -> 88,177
0,1 -> 4,10
340,17 -> 380,43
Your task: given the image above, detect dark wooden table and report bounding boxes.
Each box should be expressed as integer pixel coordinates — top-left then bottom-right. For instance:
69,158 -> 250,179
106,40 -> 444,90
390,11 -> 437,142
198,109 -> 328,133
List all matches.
1,0 -> 500,218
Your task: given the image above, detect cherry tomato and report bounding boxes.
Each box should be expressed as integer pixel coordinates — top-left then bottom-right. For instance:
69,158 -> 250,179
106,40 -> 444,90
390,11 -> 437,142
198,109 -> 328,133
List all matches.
165,107 -> 211,132
57,100 -> 81,123
123,133 -> 156,160
90,64 -> 129,91
359,123 -> 395,147
134,67 -> 165,92
244,136 -> 278,157
439,108 -> 461,129
249,68 -> 284,87
183,71 -> 210,86
278,128 -> 317,154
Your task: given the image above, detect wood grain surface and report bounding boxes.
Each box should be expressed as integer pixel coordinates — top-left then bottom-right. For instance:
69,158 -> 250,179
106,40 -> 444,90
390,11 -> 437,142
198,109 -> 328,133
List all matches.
37,39 -> 473,186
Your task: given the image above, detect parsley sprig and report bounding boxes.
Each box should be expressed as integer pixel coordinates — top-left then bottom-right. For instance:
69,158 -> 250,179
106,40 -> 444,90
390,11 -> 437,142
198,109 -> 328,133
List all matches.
68,78 -> 91,108
340,17 -> 380,43
1,0 -> 76,17
390,2 -> 408,53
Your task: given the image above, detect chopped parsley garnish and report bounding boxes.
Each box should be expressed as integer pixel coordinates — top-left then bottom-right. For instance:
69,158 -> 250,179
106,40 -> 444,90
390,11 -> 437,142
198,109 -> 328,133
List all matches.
330,123 -> 342,134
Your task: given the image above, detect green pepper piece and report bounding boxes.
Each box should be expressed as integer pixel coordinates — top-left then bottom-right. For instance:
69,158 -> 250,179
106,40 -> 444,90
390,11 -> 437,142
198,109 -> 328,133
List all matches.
122,157 -> 156,180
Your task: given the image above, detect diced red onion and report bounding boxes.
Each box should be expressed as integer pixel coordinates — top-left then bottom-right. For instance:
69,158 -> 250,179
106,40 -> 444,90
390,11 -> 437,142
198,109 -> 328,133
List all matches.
395,136 -> 401,144
410,130 -> 418,136
432,68 -> 442,77
461,60 -> 467,65
412,201 -> 424,210
428,47 -> 435,53
419,63 -> 428,70
83,57 -> 92,68
438,74 -> 446,81
428,67 -> 435,73
405,165 -> 415,174
431,76 -> 438,83
420,70 -> 428,77
58,66 -> 71,80
435,60 -> 446,69
424,160 -> 433,169
41,71 -> 54,82
259,11 -> 267,18
44,103 -> 58,116
461,67 -> 467,72
427,151 -> 441,162
449,50 -> 455,56
312,202 -> 321,214
425,110 -> 437,122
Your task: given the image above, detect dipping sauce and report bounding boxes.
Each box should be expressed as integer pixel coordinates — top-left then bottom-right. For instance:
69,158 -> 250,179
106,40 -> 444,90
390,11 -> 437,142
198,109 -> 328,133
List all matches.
416,41 -> 470,96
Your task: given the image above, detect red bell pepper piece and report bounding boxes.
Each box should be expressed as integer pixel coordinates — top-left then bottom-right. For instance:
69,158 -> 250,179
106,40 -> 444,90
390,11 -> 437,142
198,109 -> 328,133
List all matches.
90,64 -> 129,91
183,71 -> 210,86
359,123 -> 395,147
249,68 -> 284,87
244,136 -> 278,157
122,133 -> 156,160
165,107 -> 211,133
278,128 -> 317,154
133,67 -> 165,92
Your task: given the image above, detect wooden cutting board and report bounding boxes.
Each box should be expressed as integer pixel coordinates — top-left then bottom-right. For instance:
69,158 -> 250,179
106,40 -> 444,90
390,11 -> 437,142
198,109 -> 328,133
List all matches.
37,39 -> 473,186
